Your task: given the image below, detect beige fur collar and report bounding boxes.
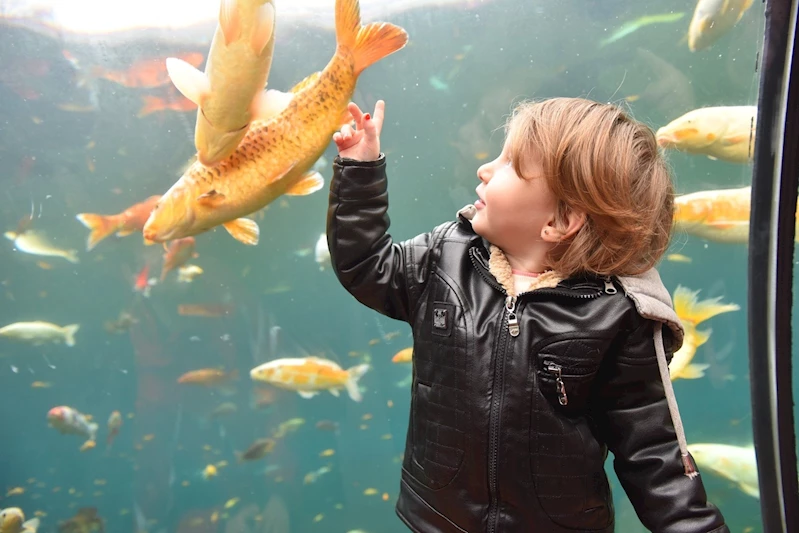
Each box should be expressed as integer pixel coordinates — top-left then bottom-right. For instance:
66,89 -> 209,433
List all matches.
487,245 -> 563,296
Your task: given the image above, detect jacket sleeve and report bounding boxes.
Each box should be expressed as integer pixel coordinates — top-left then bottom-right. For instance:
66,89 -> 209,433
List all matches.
594,317 -> 729,533
326,155 -> 434,323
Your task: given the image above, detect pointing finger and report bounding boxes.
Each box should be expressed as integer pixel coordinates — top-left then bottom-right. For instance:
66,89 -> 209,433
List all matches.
348,102 -> 364,127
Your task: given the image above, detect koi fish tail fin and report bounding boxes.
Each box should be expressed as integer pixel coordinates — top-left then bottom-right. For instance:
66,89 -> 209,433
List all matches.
76,213 -> 122,251
64,249 -> 80,264
344,364 -> 370,402
672,285 -> 740,326
335,0 -> 408,76
62,324 -> 80,347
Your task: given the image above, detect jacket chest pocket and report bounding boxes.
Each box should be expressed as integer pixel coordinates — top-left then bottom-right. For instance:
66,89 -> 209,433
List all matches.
528,335 -> 614,530
407,273 -> 469,489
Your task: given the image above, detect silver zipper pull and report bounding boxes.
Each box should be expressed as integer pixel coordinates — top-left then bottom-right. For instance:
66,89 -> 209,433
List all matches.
546,362 -> 568,405
603,277 -> 617,295
505,295 -> 519,337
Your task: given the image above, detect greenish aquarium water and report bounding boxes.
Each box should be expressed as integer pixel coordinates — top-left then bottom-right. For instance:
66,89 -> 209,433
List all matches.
0,0 -> 773,531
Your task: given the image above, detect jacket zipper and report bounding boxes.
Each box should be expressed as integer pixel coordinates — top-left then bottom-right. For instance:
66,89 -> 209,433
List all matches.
545,363 -> 569,405
468,248 -> 614,531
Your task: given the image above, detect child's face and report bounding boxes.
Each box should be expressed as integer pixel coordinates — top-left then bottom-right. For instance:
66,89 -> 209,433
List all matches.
471,142 -> 558,251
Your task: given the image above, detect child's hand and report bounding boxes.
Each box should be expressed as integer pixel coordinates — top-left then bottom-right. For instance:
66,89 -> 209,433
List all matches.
333,100 -> 384,161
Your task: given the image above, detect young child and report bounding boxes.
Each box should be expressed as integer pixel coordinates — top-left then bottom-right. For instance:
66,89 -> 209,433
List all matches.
327,98 -> 729,533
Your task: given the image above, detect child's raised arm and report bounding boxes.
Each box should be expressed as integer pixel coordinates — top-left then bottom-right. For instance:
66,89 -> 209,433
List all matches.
327,100 -> 437,323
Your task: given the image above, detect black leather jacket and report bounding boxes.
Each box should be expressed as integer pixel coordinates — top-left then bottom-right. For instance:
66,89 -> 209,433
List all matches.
327,155 -> 728,533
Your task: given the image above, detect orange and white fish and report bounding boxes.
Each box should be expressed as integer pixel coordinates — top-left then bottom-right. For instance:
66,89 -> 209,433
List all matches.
250,357 -> 370,401
0,321 -> 80,347
47,406 -> 98,446
142,0 -> 408,245
656,106 -> 756,163
160,237 -> 197,281
688,0 -> 754,52
670,286 -> 740,380
674,186 -> 799,244
106,410 -> 122,447
76,195 -> 161,251
167,0 -> 276,166
0,508 -> 39,533
178,368 -> 237,387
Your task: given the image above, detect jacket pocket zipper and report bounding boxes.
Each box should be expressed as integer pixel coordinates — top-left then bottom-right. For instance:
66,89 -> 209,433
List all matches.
545,363 -> 568,405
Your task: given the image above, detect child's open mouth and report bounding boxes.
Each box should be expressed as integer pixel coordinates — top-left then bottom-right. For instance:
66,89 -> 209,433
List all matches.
475,199 -> 486,209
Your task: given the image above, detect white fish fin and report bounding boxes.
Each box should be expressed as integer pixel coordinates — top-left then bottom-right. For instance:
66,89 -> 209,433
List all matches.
707,155 -> 718,161
219,0 -> 242,46
250,2 -> 276,56
252,89 -> 294,121
329,388 -> 340,397
88,421 -> 99,441
286,171 -> 324,197
23,517 -> 40,533
678,363 -> 710,379
298,390 -> 318,399
345,364 -> 370,402
62,324 -> 80,347
166,57 -> 210,106
223,218 -> 259,246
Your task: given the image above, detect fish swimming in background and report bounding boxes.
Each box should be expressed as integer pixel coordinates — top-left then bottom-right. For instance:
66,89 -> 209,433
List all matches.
688,0 -> 754,51
103,311 -> 138,334
47,406 -> 98,449
56,507 -> 104,533
142,0 -> 409,245
64,51 -> 205,89
392,347 -> 413,363
670,286 -> 740,380
314,234 -> 331,270
251,357 -> 370,401
0,508 -> 39,533
656,106 -> 756,163
674,186 -> 799,244
76,195 -> 161,251
160,237 -> 198,281
4,230 -> 78,264
167,0 -> 277,166
600,12 -> 686,46
177,368 -> 237,387
237,437 -> 276,461
106,411 -> 122,447
0,321 -> 80,347
177,264 -> 204,283
137,91 -> 197,118
687,443 -> 759,498
177,303 -> 233,317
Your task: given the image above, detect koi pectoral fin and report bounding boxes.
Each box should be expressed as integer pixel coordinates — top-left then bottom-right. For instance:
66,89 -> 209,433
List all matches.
252,89 -> 293,121
166,58 -> 210,106
286,171 -> 324,196
223,218 -> 259,246
197,189 -> 226,206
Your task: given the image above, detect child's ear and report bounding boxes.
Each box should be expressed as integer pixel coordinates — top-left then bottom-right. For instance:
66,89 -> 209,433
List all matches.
541,210 -> 586,242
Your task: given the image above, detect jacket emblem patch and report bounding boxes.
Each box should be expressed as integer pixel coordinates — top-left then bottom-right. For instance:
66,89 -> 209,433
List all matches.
431,302 -> 454,337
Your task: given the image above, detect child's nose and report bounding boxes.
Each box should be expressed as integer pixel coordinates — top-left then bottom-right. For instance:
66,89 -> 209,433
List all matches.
477,163 -> 491,183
